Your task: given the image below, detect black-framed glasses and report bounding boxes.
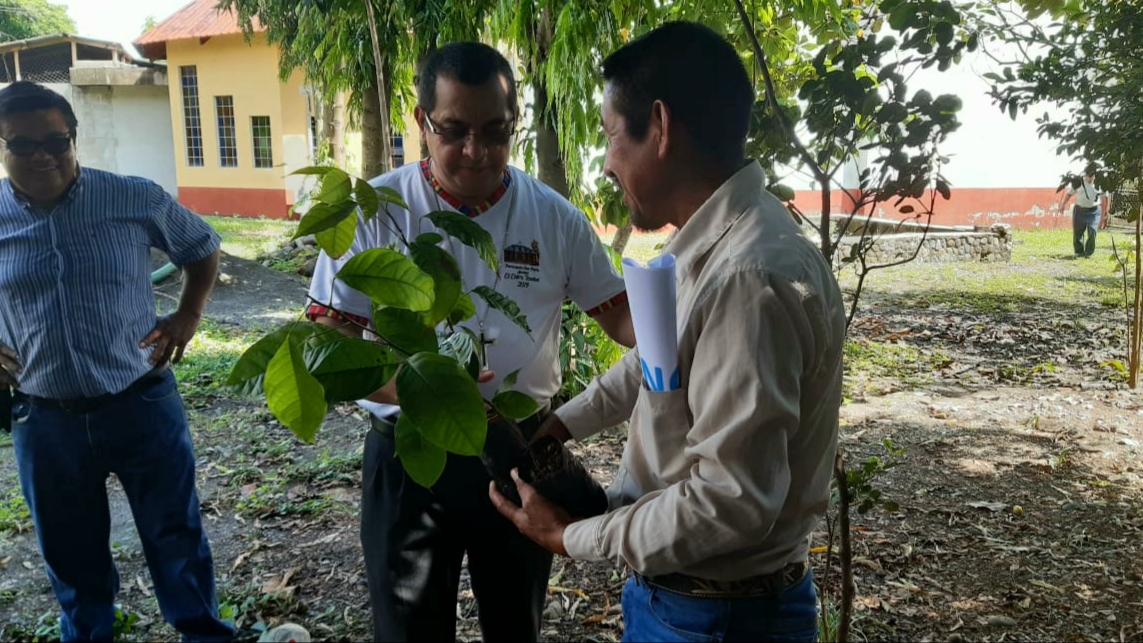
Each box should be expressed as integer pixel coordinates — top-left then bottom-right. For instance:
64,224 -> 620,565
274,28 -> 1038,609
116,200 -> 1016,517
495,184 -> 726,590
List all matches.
0,134 -> 72,157
421,112 -> 515,147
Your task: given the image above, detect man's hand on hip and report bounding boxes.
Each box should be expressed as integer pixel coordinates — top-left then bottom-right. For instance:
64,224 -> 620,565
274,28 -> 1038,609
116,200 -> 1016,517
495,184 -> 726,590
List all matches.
140,310 -> 203,365
0,342 -> 22,387
489,468 -> 572,557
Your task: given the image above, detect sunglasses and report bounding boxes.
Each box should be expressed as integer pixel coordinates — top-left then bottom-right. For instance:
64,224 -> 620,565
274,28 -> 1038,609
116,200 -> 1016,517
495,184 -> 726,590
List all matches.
422,112 -> 514,147
1,134 -> 72,157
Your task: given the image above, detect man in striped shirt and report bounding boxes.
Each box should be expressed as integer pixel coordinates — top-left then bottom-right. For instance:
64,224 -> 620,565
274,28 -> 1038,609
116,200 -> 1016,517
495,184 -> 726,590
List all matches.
0,82 -> 232,642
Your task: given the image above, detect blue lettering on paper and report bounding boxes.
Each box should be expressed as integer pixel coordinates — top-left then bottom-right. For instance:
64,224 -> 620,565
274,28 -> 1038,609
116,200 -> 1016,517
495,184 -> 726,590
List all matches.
641,358 -> 681,392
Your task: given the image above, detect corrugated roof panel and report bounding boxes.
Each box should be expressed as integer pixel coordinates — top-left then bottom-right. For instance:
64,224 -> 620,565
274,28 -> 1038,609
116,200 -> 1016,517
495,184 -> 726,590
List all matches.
134,0 -> 263,59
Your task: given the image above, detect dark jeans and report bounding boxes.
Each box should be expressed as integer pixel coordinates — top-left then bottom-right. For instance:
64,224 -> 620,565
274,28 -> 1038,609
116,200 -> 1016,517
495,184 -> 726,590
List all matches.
361,414 -> 552,642
1073,205 -> 1101,257
621,569 -> 819,642
12,371 -> 232,643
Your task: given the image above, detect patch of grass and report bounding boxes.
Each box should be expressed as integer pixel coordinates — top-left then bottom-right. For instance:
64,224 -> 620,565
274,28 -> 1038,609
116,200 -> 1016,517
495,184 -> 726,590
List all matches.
0,486 -> 31,535
235,474 -> 336,519
267,246 -> 318,274
841,229 -> 1124,311
1,612 -> 59,643
294,448 -> 361,486
219,580 -> 305,636
844,338 -> 950,397
203,215 -> 297,260
598,230 -> 672,264
175,319 -> 263,399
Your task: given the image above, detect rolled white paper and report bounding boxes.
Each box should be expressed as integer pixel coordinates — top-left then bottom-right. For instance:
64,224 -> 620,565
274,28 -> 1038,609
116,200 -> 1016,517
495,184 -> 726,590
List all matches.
621,253 -> 679,391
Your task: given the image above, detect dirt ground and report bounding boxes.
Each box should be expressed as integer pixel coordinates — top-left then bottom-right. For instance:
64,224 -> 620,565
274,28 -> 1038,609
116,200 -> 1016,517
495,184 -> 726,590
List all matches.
2,250 -> 1142,642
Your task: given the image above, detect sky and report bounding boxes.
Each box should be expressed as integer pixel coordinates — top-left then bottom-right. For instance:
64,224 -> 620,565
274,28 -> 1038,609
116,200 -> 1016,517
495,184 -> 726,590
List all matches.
54,0 -> 1076,190
56,0 -> 190,46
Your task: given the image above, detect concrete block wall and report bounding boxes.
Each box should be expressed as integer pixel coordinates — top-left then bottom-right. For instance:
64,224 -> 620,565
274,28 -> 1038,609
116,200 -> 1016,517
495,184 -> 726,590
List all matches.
833,229 -> 1012,265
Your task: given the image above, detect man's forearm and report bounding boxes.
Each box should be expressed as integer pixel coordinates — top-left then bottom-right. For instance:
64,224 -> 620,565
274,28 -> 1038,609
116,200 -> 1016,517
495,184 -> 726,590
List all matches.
178,249 -> 220,318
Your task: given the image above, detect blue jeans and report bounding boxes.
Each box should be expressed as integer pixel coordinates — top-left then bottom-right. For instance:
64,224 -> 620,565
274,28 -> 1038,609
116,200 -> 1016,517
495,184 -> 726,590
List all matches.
12,371 -> 233,642
1073,205 -> 1101,257
621,570 -> 819,642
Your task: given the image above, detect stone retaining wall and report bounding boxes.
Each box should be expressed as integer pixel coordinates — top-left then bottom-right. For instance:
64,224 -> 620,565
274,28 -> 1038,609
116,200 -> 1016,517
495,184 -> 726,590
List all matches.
831,220 -> 1012,265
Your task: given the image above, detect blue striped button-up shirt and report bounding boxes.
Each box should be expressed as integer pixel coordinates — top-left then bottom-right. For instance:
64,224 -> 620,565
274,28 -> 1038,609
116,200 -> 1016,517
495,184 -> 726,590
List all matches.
0,167 -> 220,399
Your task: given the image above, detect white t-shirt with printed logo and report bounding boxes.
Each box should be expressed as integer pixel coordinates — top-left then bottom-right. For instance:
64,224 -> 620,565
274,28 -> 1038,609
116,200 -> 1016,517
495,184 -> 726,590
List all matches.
1068,179 -> 1103,209
308,162 -> 626,419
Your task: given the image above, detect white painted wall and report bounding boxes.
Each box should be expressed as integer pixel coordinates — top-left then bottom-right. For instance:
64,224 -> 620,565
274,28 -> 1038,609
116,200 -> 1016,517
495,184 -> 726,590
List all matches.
0,82 -> 178,197
104,85 -> 178,196
909,46 -> 1073,190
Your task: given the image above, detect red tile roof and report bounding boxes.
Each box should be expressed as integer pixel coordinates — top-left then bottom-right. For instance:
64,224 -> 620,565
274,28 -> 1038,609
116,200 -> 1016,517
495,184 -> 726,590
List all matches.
133,0 -> 264,60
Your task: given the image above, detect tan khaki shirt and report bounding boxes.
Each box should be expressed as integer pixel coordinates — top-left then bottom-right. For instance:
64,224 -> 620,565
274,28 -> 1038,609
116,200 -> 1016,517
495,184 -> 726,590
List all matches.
557,162 -> 845,580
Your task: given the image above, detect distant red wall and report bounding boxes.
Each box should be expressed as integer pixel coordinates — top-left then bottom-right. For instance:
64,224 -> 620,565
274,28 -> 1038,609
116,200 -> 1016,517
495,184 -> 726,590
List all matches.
179,187 -> 294,219
791,187 -> 1088,230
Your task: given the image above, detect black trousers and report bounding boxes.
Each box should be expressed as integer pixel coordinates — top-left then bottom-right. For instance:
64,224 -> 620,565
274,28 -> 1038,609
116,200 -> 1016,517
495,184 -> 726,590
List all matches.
361,414 -> 553,642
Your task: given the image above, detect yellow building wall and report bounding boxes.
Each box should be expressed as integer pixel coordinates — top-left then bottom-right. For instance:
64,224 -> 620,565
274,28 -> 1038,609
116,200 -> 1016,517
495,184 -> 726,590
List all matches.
165,32 -> 307,193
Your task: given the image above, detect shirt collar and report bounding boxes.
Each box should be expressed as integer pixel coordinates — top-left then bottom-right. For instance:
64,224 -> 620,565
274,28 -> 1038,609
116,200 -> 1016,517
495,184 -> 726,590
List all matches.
420,159 -> 511,218
663,161 -> 763,280
3,166 -> 84,213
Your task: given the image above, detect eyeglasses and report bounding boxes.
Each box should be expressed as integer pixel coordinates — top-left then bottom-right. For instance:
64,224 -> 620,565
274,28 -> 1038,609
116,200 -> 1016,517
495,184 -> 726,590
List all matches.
421,112 -> 515,147
0,134 -> 72,157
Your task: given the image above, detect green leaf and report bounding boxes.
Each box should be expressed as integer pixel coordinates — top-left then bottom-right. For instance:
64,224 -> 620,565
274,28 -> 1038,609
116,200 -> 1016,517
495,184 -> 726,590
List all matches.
439,331 -> 477,367
354,178 -> 379,221
316,168 -> 353,204
491,390 -> 540,420
416,232 -> 444,245
498,369 -> 522,393
377,186 -> 409,211
473,285 -> 531,334
303,334 -> 399,403
293,202 -> 357,240
397,352 -> 487,456
427,210 -> 499,273
264,339 -> 327,443
393,415 -> 447,487
227,322 -> 327,395
290,166 -> 336,176
314,206 -> 359,259
336,248 -> 435,312
448,292 -> 477,325
767,183 -> 796,202
372,307 -> 439,355
410,241 -> 463,327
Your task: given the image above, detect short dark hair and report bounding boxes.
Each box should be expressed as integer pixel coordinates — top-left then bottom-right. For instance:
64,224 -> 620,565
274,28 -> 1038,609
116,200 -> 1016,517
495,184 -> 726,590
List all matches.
0,81 -> 78,138
602,21 -> 753,166
415,42 -> 518,115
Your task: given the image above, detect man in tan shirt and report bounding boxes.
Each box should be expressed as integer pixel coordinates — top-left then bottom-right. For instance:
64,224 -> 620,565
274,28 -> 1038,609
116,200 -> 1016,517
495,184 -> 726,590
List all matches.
490,21 -> 845,642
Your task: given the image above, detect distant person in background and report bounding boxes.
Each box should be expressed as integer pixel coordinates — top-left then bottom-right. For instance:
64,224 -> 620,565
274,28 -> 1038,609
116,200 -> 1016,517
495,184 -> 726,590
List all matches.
1061,167 -> 1111,258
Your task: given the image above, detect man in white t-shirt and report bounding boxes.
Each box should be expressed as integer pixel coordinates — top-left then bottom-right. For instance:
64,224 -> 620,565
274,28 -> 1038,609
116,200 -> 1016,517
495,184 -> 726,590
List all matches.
305,42 -> 634,642
1061,167 -> 1110,257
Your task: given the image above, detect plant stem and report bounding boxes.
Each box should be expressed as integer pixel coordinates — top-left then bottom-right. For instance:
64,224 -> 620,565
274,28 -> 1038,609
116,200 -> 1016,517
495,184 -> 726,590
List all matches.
834,453 -> 853,643
1132,193 -> 1143,387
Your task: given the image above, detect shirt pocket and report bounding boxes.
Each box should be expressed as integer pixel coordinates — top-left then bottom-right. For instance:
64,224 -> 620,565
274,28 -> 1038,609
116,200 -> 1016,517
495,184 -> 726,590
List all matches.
611,387 -> 694,508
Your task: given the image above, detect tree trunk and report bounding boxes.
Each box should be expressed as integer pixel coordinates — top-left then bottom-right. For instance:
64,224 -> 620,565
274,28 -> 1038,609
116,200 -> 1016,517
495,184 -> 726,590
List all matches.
363,0 -> 392,177
820,179 -> 834,265
610,220 -> 634,255
530,5 -> 572,198
535,80 -> 571,198
320,95 -> 345,166
361,79 -> 386,179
